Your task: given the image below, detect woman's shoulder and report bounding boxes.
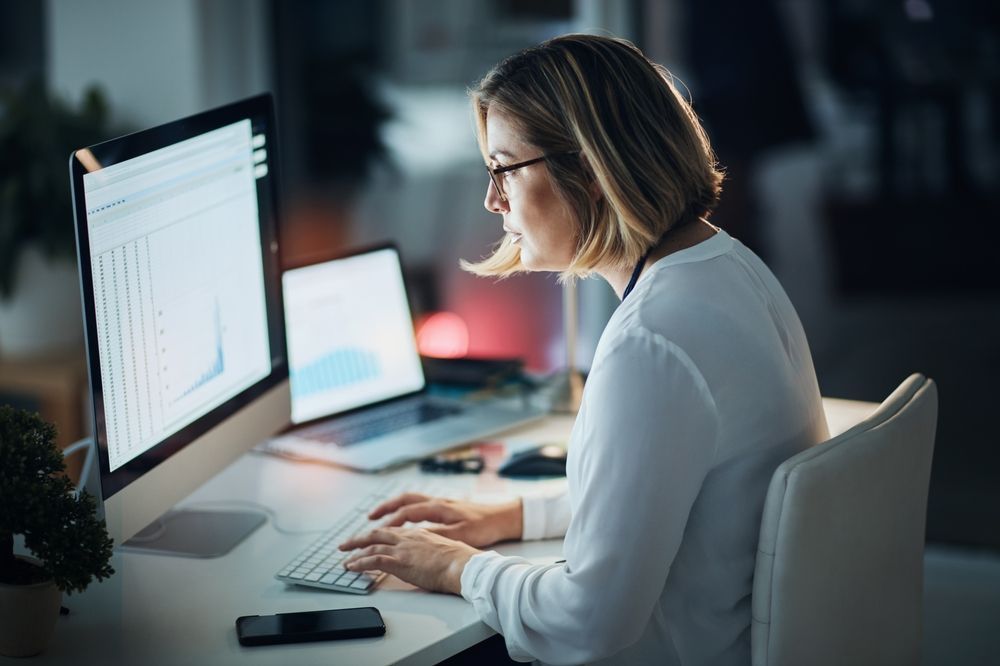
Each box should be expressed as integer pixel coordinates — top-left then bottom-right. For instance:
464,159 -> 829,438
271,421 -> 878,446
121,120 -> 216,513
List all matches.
626,231 -> 794,332
593,232 -> 792,371
590,313 -> 703,383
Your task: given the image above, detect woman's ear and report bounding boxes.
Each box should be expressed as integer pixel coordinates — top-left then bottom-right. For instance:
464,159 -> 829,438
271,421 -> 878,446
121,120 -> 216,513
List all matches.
589,180 -> 602,202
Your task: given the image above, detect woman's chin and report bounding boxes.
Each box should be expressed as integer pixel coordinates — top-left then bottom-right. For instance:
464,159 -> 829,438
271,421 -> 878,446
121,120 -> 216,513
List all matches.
519,249 -> 542,271
520,254 -> 563,273
517,242 -> 573,272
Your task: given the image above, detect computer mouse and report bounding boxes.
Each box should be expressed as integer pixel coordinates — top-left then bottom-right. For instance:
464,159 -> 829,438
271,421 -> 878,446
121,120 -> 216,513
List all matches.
497,444 -> 568,478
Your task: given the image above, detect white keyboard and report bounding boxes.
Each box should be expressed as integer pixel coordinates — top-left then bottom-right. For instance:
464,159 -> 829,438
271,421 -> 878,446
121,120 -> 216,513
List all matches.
274,478 -> 461,594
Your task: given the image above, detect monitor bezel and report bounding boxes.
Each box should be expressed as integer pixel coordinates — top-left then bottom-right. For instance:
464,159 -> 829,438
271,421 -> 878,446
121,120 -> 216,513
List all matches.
70,93 -> 289,501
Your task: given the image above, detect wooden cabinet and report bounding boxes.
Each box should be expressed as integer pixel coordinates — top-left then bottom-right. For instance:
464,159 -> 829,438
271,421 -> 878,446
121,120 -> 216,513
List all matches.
0,353 -> 90,483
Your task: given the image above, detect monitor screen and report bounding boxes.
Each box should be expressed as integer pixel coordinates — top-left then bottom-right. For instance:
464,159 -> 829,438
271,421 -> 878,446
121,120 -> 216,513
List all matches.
72,95 -> 288,507
84,119 -> 271,472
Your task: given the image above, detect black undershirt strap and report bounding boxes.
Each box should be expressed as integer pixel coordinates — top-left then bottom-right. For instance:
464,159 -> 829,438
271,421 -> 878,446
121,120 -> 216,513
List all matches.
622,244 -> 656,301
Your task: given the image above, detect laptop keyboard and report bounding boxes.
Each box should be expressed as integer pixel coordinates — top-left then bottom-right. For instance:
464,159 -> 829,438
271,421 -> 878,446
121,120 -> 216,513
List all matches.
297,401 -> 464,447
274,478 -> 462,594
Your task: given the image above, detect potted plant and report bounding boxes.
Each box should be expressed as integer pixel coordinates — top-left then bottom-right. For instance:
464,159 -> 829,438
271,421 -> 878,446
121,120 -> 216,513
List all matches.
0,79 -> 116,357
0,405 -> 114,657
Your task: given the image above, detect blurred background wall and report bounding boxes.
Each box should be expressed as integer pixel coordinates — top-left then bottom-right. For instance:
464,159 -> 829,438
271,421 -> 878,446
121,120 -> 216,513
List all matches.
1,1 -> 999,660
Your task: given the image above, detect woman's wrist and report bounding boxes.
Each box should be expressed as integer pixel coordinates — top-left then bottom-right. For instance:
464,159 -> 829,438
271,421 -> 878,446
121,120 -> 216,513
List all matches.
501,498 -> 523,542
445,546 -> 477,595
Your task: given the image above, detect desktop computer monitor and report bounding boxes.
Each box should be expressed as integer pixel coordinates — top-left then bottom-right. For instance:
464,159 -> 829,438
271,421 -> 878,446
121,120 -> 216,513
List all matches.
70,94 -> 290,556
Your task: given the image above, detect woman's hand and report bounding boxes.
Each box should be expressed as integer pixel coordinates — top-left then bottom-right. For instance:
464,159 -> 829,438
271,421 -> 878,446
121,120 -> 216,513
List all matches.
367,493 -> 523,548
339,527 -> 479,594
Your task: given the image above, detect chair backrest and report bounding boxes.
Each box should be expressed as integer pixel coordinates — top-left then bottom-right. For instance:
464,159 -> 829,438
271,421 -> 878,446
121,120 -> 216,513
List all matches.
62,436 -> 96,496
752,374 -> 938,666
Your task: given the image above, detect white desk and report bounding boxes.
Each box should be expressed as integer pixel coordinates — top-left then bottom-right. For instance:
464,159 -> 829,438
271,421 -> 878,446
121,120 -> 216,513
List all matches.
25,400 -> 875,665
30,415 -> 575,666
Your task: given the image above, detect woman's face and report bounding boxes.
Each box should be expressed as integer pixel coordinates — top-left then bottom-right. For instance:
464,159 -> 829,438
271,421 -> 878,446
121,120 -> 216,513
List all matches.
483,107 -> 577,272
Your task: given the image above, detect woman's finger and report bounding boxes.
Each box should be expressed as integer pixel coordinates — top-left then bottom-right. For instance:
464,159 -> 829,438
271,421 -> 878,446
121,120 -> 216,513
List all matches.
338,534 -> 366,551
344,553 -> 397,573
383,501 -> 454,527
368,492 -> 431,519
351,543 -> 395,559
343,544 -> 395,568
338,526 -> 403,551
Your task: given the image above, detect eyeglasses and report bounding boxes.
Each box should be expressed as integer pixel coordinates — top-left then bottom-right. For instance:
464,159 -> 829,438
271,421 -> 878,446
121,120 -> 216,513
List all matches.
486,152 -> 576,202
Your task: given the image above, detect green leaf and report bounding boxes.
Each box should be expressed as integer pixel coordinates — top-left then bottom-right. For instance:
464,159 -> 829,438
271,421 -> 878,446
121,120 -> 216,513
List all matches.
0,406 -> 115,592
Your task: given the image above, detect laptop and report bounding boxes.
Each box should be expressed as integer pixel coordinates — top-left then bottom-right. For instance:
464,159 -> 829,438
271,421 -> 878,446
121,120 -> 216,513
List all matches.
260,243 -> 545,471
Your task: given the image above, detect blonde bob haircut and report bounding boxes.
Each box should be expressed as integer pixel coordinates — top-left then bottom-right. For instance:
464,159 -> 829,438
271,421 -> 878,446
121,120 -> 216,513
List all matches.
461,34 -> 723,280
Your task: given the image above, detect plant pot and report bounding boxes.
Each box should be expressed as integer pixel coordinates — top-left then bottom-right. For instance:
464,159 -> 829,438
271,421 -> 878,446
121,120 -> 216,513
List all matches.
0,565 -> 62,657
0,244 -> 83,359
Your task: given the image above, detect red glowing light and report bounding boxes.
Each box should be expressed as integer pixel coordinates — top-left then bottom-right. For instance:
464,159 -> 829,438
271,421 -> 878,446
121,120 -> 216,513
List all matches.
416,311 -> 470,358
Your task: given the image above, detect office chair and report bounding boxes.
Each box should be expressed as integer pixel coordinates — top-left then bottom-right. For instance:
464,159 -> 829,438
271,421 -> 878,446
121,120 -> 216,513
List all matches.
752,373 -> 938,666
62,437 -> 97,496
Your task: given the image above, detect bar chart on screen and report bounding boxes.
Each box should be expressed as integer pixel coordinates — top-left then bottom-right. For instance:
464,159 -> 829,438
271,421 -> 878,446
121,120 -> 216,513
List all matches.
284,289 -> 387,410
290,346 -> 381,398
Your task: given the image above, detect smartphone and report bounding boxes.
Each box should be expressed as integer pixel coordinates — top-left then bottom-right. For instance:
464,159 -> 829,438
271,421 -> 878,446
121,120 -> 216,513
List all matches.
236,606 -> 386,646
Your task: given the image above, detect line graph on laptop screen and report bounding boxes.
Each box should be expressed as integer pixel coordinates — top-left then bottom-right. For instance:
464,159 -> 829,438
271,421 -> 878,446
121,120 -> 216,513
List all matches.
282,248 -> 425,424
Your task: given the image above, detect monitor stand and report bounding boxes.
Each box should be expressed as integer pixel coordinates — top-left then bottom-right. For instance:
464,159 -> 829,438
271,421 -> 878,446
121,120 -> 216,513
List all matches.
121,509 -> 266,558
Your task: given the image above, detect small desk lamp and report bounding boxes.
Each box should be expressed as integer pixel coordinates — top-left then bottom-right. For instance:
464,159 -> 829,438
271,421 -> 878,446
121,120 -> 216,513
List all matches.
550,280 -> 584,413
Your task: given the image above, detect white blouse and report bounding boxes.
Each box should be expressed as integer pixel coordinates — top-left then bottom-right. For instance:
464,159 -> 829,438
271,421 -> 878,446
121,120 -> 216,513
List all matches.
461,230 -> 829,665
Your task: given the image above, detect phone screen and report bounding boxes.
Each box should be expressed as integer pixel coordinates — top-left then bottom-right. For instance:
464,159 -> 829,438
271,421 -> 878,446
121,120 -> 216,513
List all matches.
237,607 -> 385,645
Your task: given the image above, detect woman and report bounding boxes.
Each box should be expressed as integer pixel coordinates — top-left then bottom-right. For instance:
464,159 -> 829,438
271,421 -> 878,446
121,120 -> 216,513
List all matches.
341,34 -> 829,665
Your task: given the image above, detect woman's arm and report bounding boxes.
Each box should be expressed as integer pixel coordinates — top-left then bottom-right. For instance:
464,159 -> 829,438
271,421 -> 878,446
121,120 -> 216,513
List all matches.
522,488 -> 571,541
366,493 -> 525,547
360,481 -> 572,546
462,329 -> 719,663
340,328 -> 717,663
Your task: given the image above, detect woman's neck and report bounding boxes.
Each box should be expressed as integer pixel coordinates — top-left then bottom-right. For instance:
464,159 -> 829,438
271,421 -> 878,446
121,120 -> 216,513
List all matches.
598,218 -> 718,300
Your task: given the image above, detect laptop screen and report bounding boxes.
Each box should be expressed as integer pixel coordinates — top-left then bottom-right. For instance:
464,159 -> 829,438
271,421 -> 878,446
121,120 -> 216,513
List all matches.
282,246 -> 425,424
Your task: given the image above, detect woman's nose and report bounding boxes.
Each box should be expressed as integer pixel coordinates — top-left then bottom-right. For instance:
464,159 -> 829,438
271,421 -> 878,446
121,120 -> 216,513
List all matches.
484,179 -> 508,215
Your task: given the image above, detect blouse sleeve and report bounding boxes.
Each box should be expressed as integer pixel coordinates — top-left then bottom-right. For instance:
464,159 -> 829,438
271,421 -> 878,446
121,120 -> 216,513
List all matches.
521,488 -> 571,541
461,328 -> 719,663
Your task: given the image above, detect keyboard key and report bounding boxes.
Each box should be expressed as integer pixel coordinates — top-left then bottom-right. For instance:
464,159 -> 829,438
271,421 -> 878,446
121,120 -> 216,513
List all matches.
304,572 -> 323,582
288,571 -> 306,580
335,572 -> 359,586
350,578 -> 373,590
320,573 -> 339,585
